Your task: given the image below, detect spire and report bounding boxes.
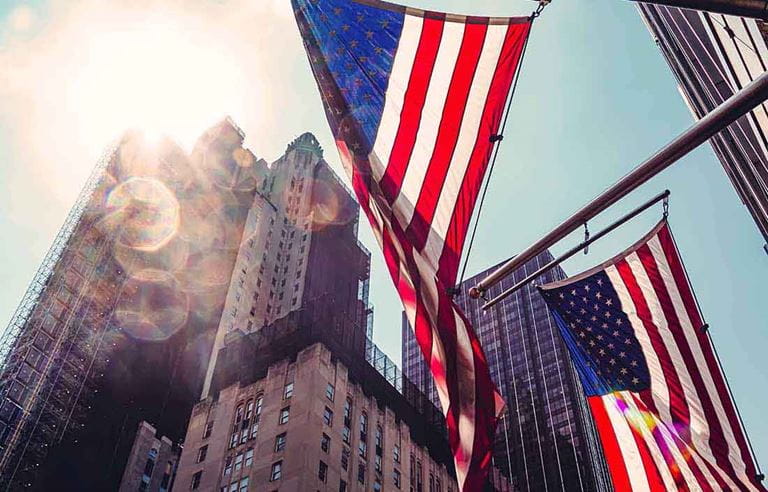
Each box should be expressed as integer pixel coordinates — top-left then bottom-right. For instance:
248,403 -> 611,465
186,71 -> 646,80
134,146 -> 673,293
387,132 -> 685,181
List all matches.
286,132 -> 323,158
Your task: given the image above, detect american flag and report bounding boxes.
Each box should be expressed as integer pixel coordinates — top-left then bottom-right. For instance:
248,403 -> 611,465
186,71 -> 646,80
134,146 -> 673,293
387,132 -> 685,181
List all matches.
292,0 -> 531,488
540,221 -> 765,492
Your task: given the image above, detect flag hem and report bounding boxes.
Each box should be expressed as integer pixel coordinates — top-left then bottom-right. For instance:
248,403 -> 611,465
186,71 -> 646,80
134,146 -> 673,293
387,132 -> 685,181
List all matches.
538,218 -> 669,291
351,0 -> 531,25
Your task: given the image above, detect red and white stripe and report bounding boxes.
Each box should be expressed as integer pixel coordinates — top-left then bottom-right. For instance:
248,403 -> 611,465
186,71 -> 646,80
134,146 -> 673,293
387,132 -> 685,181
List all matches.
591,222 -> 764,492
336,11 -> 530,491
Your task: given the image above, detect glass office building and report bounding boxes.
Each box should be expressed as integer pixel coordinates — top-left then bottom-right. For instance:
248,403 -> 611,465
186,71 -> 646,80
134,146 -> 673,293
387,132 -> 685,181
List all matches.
403,252 -> 611,492
638,4 -> 768,253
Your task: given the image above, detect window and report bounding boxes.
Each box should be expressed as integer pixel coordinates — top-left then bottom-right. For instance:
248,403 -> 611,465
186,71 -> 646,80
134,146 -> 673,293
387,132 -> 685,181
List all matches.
229,432 -> 238,449
436,478 -> 442,492
394,469 -> 402,489
429,473 -> 435,492
358,441 -> 367,458
202,421 -> 214,439
234,453 -> 243,472
358,463 -> 365,484
143,457 -> 155,478
235,404 -> 244,424
319,461 -> 328,482
417,460 -> 423,490
239,477 -> 249,492
321,433 -> 330,453
274,432 -> 287,452
339,480 -> 347,492
375,454 -> 382,473
323,407 -> 333,426
223,456 -> 232,475
360,412 -> 368,441
160,461 -> 172,490
283,382 -> 294,399
196,445 -> 208,463
270,461 -> 282,481
249,420 -> 259,440
342,426 -> 350,444
325,383 -> 335,401
279,406 -> 290,425
394,444 -> 401,463
190,471 -> 202,490
245,448 -> 254,467
374,478 -> 382,492
229,483 -> 237,492
341,447 -> 350,470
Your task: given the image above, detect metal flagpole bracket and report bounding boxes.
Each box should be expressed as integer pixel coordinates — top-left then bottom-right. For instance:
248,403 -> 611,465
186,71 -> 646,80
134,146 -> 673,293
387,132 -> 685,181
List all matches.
481,190 -> 670,309
469,70 -> 768,301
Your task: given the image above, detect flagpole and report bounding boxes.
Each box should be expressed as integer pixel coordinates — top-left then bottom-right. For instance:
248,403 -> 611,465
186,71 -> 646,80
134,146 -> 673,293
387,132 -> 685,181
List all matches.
470,70 -> 768,300
629,0 -> 768,20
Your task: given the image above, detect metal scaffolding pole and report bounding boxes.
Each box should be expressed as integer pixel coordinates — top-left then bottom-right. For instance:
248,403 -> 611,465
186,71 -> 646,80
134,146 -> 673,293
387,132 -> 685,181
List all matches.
470,70 -> 768,300
630,0 -> 768,20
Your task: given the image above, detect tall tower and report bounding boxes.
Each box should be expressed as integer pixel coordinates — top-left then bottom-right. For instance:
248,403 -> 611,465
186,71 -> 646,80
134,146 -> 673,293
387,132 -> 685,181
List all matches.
170,135 -> 510,491
402,253 -> 611,492
0,119 -> 261,490
637,5 -> 768,252
202,133 -> 373,397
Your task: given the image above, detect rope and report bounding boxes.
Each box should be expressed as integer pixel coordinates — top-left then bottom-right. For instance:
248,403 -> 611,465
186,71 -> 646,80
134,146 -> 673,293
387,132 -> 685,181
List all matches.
456,6 -> 542,291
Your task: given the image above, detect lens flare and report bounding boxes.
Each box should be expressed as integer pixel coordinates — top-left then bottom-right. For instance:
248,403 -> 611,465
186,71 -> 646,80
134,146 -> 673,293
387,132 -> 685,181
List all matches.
177,248 -> 238,292
306,177 -> 356,231
114,269 -> 188,341
104,177 -> 180,252
112,235 -> 190,278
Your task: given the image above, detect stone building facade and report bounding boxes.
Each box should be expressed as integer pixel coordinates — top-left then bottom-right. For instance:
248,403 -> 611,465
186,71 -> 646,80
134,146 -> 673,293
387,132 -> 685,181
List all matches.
118,421 -> 180,492
177,343 -> 458,492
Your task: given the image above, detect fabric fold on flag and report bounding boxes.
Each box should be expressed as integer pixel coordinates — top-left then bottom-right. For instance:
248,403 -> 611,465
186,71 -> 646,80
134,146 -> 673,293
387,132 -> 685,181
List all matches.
539,219 -> 766,492
291,0 -> 531,488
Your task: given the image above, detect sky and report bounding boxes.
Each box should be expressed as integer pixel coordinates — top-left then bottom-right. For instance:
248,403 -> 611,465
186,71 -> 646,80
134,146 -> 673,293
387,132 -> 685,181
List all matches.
1,0 -> 766,470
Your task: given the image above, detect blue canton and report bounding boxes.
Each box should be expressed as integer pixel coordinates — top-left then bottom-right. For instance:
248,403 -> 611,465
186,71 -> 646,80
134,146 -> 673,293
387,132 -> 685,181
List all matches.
294,0 -> 403,150
539,271 -> 651,397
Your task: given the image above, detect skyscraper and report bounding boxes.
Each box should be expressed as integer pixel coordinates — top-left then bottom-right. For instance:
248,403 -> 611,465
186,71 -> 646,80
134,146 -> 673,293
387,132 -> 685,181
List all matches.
0,119 -> 260,490
201,132 -> 373,397
403,253 -> 611,492
175,133 -> 513,492
637,5 -> 768,252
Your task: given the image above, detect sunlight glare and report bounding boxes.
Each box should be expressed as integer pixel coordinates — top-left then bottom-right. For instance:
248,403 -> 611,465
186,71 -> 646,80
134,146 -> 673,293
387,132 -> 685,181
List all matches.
68,14 -> 250,150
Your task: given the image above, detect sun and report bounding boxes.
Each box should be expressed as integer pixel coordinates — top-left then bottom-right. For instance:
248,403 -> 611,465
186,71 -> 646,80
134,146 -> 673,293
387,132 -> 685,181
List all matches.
64,11 -> 250,150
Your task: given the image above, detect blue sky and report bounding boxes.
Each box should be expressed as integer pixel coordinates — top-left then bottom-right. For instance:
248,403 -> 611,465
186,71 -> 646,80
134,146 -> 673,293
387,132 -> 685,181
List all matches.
1,0 -> 766,470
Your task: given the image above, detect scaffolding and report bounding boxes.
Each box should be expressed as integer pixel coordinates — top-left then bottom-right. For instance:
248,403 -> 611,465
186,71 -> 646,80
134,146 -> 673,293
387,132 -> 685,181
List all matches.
0,142 -> 116,374
0,141 -> 118,489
